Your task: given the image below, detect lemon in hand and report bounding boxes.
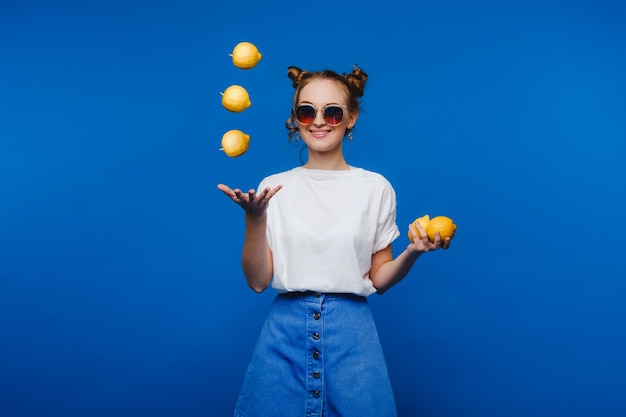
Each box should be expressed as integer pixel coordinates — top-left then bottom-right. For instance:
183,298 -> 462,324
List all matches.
408,215 -> 431,242
220,129 -> 250,157
426,216 -> 457,242
229,42 -> 262,69
221,85 -> 251,112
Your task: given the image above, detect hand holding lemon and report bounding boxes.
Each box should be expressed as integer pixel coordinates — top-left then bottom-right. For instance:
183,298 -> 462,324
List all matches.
408,215 -> 431,241
409,214 -> 456,245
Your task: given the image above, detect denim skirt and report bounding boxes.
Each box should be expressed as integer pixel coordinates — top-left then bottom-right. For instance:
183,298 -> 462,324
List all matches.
234,291 -> 397,417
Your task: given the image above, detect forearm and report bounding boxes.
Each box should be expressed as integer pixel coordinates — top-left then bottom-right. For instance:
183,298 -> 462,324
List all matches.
241,214 -> 273,292
370,247 -> 422,294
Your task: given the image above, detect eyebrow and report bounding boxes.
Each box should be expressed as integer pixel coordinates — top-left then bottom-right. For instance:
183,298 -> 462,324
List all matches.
298,101 -> 345,107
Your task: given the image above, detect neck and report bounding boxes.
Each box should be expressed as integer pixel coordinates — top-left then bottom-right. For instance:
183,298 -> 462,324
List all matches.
303,151 -> 349,170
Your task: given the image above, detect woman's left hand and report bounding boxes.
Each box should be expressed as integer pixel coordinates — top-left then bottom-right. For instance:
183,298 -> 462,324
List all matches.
407,222 -> 452,253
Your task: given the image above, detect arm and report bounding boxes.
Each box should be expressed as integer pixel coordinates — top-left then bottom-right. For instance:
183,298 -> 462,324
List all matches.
217,184 -> 282,292
369,222 -> 451,295
241,213 -> 273,292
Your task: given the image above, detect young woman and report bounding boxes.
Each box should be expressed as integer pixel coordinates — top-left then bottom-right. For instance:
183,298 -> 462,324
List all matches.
218,65 -> 451,417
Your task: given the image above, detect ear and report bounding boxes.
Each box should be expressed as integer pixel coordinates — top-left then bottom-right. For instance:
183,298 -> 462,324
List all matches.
348,110 -> 359,129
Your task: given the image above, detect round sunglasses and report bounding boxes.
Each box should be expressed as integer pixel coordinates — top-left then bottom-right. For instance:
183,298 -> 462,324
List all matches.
294,104 -> 347,126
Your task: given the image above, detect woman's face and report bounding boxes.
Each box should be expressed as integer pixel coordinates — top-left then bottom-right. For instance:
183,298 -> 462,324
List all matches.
295,78 -> 358,155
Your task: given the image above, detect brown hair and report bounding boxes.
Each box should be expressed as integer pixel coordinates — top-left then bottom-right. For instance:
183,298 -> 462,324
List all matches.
286,64 -> 368,141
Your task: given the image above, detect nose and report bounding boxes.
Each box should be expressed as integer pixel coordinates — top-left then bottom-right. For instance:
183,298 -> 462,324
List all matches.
313,108 -> 326,126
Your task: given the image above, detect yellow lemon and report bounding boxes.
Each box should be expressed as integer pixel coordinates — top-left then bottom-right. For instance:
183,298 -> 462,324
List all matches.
408,215 -> 431,242
229,41 -> 262,69
220,129 -> 250,157
426,216 -> 457,242
221,85 -> 251,112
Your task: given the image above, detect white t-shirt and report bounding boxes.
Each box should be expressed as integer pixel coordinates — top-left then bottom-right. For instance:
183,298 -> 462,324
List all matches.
258,166 -> 400,296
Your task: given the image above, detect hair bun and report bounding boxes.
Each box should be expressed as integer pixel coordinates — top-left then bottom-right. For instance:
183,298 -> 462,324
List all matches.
287,66 -> 309,88
343,64 -> 368,98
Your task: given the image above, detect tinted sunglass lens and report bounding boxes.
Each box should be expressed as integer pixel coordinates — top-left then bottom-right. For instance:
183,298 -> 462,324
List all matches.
324,106 -> 344,125
296,105 -> 316,124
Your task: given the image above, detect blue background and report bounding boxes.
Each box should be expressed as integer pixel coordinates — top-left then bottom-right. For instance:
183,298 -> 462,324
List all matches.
2,1 -> 625,416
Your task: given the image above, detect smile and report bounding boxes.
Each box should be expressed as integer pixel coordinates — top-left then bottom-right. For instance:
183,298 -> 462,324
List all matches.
310,130 -> 331,138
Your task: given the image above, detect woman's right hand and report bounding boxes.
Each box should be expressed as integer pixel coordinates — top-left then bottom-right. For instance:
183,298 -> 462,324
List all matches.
217,184 -> 283,218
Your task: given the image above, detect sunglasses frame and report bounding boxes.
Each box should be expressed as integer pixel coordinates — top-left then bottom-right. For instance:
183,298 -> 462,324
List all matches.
293,103 -> 348,126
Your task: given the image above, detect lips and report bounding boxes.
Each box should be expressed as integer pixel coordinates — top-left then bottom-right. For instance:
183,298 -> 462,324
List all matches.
310,129 -> 331,138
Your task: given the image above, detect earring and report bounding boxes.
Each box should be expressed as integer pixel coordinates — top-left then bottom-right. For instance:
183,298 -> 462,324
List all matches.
347,129 -> 353,141
295,131 -> 301,141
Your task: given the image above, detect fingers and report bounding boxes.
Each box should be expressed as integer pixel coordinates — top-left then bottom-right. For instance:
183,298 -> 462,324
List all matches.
432,233 -> 453,250
414,223 -> 427,241
256,185 -> 283,201
217,183 -> 233,195
266,184 -> 283,199
219,184 -> 283,217
233,188 -> 247,202
407,222 -> 453,253
218,184 -> 243,203
251,186 -> 283,210
409,223 -> 427,243
433,232 -> 441,246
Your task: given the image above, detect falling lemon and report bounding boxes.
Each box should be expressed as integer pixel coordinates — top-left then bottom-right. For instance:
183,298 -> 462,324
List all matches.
426,216 -> 457,242
229,41 -> 262,69
220,129 -> 250,157
408,215 -> 431,242
221,85 -> 251,112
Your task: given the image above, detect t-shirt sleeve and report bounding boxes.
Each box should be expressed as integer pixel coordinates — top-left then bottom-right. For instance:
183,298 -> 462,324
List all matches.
373,179 -> 401,253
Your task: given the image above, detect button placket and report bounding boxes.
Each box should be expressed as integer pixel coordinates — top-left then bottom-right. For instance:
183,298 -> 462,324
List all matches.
305,295 -> 324,416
